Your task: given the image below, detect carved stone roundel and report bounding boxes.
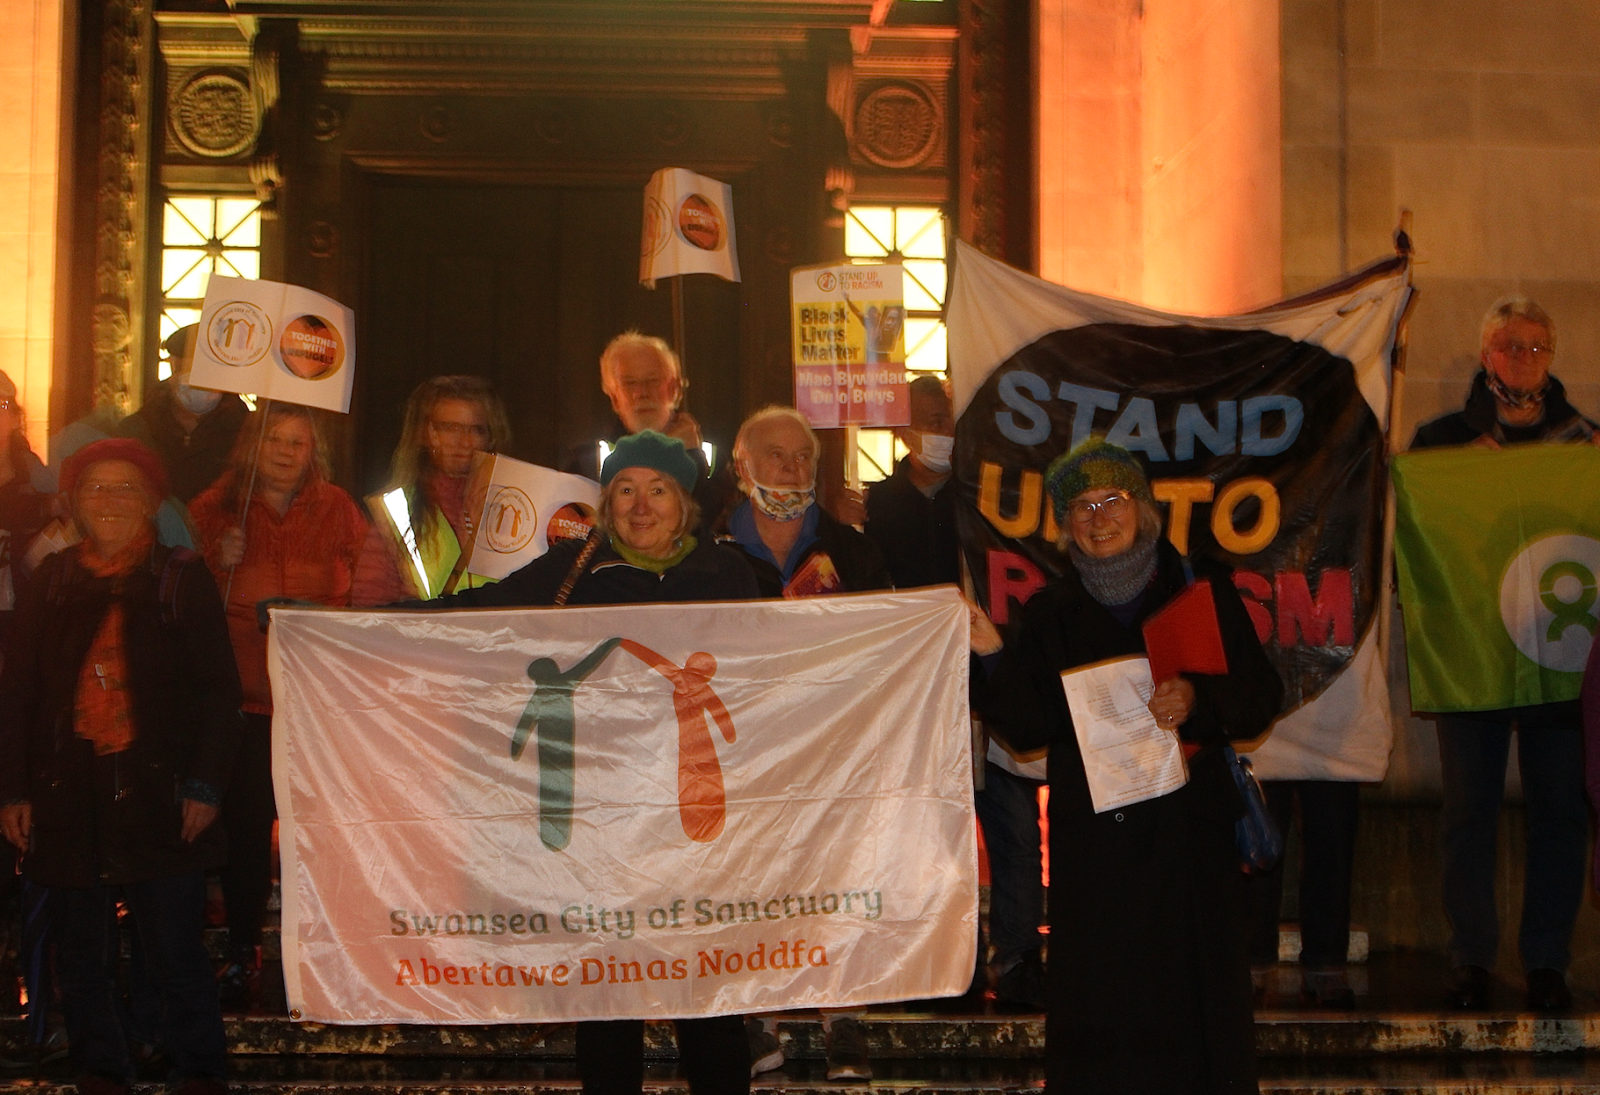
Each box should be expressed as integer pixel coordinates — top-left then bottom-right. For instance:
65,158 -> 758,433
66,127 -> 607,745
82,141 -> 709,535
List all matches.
171,71 -> 258,159
853,82 -> 940,170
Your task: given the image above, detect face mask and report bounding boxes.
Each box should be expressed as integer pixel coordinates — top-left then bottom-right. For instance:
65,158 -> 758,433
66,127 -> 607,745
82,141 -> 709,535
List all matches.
175,380 -> 222,416
747,480 -> 814,522
916,432 -> 955,474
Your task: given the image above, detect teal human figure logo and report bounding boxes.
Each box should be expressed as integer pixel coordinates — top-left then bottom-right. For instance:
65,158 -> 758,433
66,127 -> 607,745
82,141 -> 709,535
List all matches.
513,638 -> 623,852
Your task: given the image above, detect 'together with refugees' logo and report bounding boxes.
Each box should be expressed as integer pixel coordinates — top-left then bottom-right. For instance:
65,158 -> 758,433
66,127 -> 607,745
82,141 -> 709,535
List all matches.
1500,533 -> 1600,673
511,640 -> 736,853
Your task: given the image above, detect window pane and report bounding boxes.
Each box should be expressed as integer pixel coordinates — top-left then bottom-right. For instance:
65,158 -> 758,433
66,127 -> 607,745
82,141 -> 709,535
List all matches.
903,261 -> 947,311
163,203 -> 209,247
857,428 -> 899,483
162,249 -> 210,299
216,200 -> 261,246
845,207 -> 893,257
168,198 -> 216,240
221,250 -> 260,280
895,208 -> 945,257
905,318 -> 948,372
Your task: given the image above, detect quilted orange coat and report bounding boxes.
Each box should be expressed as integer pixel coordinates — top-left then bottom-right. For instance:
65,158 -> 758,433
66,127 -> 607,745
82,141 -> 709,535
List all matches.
189,471 -> 368,713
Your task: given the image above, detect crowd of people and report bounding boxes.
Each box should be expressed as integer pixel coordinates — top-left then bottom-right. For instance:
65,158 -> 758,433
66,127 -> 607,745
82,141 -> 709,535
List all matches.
0,291 -> 1595,1095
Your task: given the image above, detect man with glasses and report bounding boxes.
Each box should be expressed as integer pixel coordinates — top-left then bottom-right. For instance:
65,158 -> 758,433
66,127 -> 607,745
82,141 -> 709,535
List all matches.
1410,297 -> 1599,1010
565,332 -> 734,527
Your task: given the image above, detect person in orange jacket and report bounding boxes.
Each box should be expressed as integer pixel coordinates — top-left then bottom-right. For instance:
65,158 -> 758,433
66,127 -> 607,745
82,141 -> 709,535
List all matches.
188,404 -> 367,1009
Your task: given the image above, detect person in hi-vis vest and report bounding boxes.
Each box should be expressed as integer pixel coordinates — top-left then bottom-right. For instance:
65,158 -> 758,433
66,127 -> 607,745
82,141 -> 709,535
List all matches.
351,376 -> 511,605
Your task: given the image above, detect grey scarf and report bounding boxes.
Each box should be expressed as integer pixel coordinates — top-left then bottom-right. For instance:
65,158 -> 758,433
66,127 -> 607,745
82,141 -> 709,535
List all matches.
1069,532 -> 1159,607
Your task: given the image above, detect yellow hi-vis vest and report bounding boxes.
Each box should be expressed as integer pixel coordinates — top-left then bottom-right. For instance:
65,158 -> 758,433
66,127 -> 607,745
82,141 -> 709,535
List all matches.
366,488 -> 496,600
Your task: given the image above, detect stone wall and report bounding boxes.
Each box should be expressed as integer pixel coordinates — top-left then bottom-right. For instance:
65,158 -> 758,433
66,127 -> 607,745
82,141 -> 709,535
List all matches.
1282,0 -> 1600,985
0,0 -> 70,457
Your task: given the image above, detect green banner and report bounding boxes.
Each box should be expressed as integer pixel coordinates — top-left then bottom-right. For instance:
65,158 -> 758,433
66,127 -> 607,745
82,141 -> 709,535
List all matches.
1392,443 -> 1600,712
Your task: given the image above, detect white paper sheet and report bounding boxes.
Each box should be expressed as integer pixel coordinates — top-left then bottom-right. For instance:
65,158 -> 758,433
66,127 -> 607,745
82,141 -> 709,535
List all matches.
1060,656 -> 1188,813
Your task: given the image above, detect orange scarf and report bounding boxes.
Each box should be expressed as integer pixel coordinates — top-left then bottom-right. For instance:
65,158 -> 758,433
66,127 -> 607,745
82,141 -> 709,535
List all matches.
72,530 -> 153,756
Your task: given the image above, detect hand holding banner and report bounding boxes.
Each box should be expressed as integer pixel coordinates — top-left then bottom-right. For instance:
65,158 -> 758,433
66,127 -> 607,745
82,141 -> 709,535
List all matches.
190,275 -> 356,413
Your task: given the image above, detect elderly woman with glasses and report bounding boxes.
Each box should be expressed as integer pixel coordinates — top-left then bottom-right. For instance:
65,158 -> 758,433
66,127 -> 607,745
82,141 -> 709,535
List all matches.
975,438 -> 1282,1095
0,438 -> 241,1095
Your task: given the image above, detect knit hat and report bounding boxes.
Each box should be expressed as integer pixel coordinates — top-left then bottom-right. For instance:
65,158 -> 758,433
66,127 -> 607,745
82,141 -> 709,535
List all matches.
1044,438 -> 1154,518
600,430 -> 699,493
60,438 -> 171,501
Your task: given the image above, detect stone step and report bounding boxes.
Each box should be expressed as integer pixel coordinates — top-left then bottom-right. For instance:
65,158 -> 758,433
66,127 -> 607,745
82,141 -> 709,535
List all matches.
8,1011 -> 1600,1062
4,1056 -> 1600,1094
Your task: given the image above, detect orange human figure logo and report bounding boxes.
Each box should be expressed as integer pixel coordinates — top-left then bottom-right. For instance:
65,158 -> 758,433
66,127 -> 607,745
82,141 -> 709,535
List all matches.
619,640 -> 736,842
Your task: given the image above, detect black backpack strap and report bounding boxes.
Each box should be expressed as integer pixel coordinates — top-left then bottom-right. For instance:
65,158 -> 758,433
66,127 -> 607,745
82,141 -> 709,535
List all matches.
154,545 -> 198,624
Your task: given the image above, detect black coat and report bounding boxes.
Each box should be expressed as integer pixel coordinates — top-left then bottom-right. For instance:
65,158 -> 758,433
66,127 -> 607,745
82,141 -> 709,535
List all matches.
1411,371 -> 1596,449
115,384 -> 249,504
864,458 -> 960,590
0,543 -> 243,888
722,504 -> 891,598
977,542 -> 1282,1095
417,534 -> 760,609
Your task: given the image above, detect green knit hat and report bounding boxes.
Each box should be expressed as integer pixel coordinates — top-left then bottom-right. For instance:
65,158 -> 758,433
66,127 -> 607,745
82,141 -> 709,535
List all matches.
1043,438 -> 1154,518
601,430 -> 699,493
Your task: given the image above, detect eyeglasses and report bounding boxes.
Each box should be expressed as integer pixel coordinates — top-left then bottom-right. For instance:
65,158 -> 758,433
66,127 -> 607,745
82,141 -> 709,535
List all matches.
79,482 -> 143,499
1067,492 -> 1132,524
1490,339 -> 1552,358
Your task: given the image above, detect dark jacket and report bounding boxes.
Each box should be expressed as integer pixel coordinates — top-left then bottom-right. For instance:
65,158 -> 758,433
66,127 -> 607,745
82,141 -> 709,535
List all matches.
722,502 -> 891,598
415,534 -> 760,609
864,457 -> 960,589
116,384 -> 249,503
976,541 -> 1281,1094
0,447 -> 52,648
1411,371 -> 1596,450
0,542 -> 243,888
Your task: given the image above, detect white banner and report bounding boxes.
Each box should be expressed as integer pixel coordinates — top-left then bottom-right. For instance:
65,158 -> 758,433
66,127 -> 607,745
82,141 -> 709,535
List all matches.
190,275 -> 356,413
461,454 -> 601,581
640,168 -> 741,289
269,590 -> 976,1024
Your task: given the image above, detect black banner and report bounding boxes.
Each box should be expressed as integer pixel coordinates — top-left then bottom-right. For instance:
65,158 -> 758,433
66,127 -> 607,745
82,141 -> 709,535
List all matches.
954,322 -> 1386,712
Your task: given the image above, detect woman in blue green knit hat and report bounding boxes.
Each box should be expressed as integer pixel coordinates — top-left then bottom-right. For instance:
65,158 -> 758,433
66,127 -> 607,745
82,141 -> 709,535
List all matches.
976,437 -> 1282,1095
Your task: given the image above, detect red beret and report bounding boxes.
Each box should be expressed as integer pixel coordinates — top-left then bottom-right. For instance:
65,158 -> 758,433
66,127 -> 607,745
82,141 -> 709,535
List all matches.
60,438 -> 170,501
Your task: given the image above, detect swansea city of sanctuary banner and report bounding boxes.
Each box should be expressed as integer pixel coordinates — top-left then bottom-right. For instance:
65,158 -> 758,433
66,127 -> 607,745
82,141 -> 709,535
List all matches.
947,242 -> 1413,781
267,590 -> 975,1024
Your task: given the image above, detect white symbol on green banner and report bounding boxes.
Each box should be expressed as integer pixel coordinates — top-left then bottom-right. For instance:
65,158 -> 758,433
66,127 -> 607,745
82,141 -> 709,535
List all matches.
1498,533 -> 1600,673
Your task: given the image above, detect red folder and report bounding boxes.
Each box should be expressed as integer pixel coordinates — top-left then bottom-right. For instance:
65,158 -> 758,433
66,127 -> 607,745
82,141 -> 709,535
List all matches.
1142,579 -> 1229,683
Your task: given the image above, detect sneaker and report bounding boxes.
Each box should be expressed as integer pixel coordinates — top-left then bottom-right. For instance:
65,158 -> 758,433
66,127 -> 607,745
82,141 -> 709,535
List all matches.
824,1016 -> 871,1082
216,944 -> 262,1013
1526,967 -> 1572,1011
747,1017 -> 784,1077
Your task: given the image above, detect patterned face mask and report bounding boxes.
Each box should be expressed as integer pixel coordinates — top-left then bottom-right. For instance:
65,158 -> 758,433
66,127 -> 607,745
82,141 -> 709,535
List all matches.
1484,368 -> 1549,412
747,480 -> 814,522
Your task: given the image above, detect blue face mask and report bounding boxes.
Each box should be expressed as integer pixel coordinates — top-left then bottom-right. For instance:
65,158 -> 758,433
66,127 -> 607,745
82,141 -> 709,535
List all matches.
175,379 -> 222,416
747,480 -> 814,522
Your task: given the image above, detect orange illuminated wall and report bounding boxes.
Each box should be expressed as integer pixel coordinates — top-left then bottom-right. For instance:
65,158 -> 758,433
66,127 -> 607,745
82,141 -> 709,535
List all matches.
0,0 -> 69,458
1036,0 -> 1282,314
